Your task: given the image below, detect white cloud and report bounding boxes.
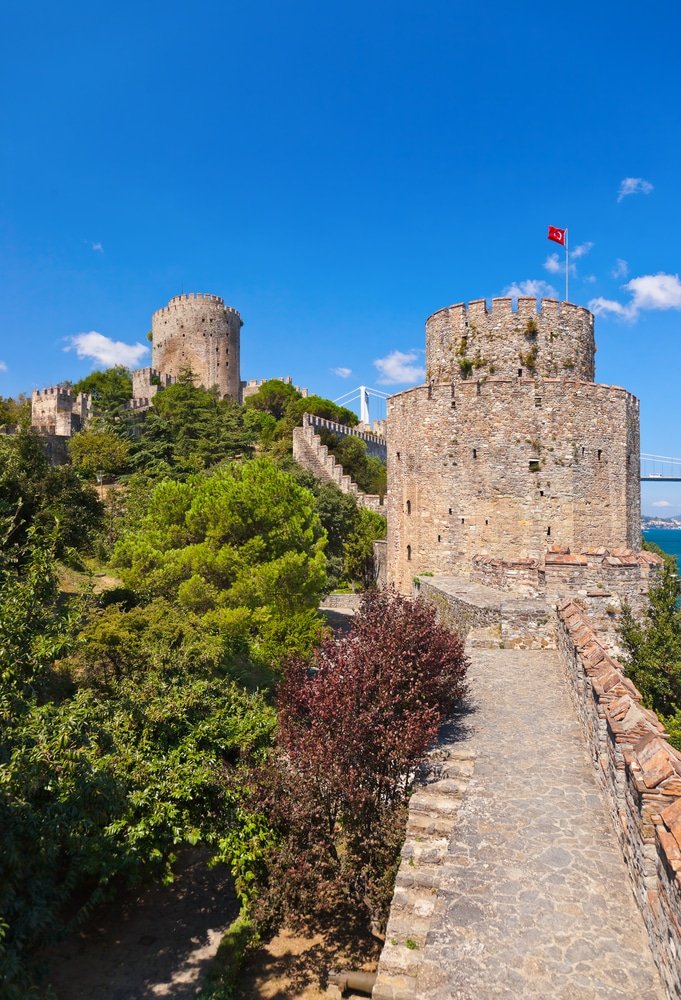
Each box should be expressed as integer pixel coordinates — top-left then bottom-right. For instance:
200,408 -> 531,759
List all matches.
91,241 -> 104,253
588,272 -> 681,321
0,361 -> 7,372
611,258 -> 629,279
331,366 -> 352,378
571,241 -> 593,260
502,279 -> 558,300
652,500 -> 672,508
617,177 -> 654,202
627,273 -> 681,310
544,253 -> 562,274
588,296 -> 635,320
374,349 -> 425,385
64,331 -> 149,368
583,275 -> 597,284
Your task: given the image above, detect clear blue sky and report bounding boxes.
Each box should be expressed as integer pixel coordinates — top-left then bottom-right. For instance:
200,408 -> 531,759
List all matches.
2,1 -> 680,513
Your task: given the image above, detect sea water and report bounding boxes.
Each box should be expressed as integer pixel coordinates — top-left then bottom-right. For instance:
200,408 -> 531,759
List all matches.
643,528 -> 681,567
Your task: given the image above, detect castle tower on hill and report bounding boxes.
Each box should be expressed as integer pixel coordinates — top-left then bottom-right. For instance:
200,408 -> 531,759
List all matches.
151,293 -> 242,401
387,297 -> 641,594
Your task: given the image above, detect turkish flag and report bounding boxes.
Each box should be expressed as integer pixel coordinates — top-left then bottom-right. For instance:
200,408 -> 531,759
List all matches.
548,225 -> 566,247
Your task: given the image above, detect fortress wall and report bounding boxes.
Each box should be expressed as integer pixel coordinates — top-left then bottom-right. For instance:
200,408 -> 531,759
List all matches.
151,293 -> 242,401
31,387 -> 89,437
302,412 -> 387,459
387,380 -> 640,594
426,297 -> 595,384
292,421 -> 385,514
558,601 -> 681,999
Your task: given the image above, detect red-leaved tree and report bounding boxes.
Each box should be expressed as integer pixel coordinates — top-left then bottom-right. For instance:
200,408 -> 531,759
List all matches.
249,588 -> 468,932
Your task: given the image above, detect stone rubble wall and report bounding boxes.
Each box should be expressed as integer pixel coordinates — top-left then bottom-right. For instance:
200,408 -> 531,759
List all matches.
557,601 -> 681,999
31,387 -> 91,437
292,419 -> 385,515
372,745 -> 477,1000
415,576 -> 556,650
387,378 -> 641,594
425,296 -> 595,384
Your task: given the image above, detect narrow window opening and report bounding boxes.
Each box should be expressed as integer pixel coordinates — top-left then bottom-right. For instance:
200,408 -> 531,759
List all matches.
407,544 -> 412,561
535,396 -> 542,407
396,451 -> 401,462
598,449 -> 602,461
461,517 -> 465,525
472,448 -> 477,459
529,459 -> 540,472
582,447 -> 585,456
627,454 -> 630,467
406,500 -> 411,515
485,518 -> 489,526
448,507 -> 453,515
547,526 -> 551,536
518,368 -> 523,377
437,534 -> 441,543
540,490 -> 544,497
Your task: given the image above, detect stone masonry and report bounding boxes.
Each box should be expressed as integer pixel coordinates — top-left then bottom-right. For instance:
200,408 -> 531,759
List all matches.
31,386 -> 91,436
293,413 -> 386,515
151,293 -> 242,401
387,297 -> 641,596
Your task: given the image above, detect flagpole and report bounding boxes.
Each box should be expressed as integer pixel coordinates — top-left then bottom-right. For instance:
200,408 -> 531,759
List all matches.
565,228 -> 569,302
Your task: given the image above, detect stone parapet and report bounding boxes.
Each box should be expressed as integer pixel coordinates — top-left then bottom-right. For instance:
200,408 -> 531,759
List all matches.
302,412 -> 386,458
425,296 -> 595,383
558,601 -> 681,998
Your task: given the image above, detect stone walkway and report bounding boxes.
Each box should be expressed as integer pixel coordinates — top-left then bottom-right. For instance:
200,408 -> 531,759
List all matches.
378,648 -> 667,999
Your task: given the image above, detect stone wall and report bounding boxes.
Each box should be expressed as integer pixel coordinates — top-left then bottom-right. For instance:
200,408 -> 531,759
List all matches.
240,375 -> 308,400
303,412 -> 387,460
557,602 -> 681,998
416,576 -> 556,650
132,367 -> 175,400
425,297 -> 595,384
292,416 -> 385,515
31,387 -> 91,437
152,293 -> 242,402
387,378 -> 640,594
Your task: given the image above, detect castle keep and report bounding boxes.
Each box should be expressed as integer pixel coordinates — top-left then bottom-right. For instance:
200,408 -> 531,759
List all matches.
387,297 -> 642,596
151,293 -> 242,401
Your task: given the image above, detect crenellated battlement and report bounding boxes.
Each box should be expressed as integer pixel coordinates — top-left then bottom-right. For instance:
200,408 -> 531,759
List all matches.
152,292 -> 242,325
426,296 -> 595,384
32,385 -> 75,401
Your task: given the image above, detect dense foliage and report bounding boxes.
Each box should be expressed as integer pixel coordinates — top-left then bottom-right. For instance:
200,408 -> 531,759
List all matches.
0,426 -> 102,563
621,551 -> 681,745
0,370 -> 417,995
239,589 -> 468,933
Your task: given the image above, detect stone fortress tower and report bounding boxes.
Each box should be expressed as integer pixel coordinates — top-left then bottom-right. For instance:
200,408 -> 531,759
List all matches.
387,297 -> 642,594
150,293 -> 242,401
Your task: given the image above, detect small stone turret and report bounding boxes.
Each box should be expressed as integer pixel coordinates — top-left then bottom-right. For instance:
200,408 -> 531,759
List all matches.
31,386 -> 91,436
151,293 -> 242,401
426,297 -> 595,384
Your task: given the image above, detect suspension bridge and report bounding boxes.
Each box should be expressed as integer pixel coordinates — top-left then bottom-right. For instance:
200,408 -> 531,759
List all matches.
640,454 -> 681,482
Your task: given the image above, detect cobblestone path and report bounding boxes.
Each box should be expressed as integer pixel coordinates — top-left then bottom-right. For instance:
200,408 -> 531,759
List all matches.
384,649 -> 667,999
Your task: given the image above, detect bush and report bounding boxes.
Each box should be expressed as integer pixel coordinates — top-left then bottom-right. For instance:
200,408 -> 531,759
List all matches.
242,589 -> 468,932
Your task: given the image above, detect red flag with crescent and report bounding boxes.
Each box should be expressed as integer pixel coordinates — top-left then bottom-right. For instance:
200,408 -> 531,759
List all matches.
547,225 -> 566,247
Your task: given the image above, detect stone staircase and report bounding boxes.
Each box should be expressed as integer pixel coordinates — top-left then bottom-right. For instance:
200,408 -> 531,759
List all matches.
292,420 -> 385,515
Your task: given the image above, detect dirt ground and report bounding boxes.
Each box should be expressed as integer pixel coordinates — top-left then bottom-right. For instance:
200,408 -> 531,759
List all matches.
237,926 -> 380,1000
41,850 -> 238,1000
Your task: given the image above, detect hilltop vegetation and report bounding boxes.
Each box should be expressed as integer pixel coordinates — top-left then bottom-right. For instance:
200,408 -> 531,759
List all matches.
0,368 -> 464,997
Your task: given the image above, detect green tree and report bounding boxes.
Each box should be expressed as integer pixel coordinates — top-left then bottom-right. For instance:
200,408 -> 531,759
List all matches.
0,427 -> 102,563
70,428 -> 131,478
0,395 -> 29,427
129,372 -> 255,476
73,366 -> 133,416
620,560 -> 681,716
243,379 -> 301,420
343,507 -> 387,587
111,458 -> 327,666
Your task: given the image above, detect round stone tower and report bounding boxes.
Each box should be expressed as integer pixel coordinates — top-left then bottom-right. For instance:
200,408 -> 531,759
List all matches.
151,293 -> 242,401
387,297 -> 641,594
